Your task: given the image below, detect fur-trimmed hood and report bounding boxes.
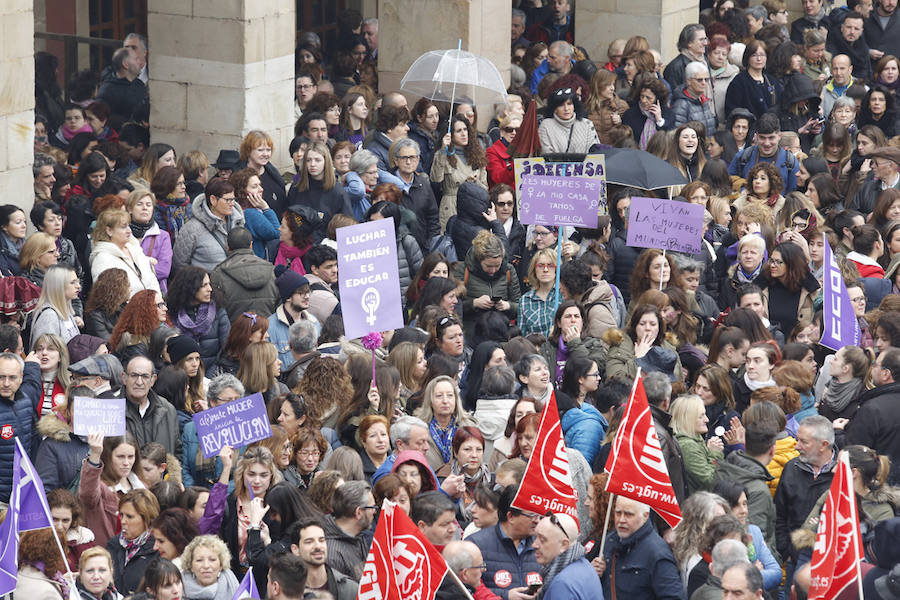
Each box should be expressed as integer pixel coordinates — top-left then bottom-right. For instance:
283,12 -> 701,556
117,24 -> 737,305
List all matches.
601,327 -> 680,349
37,410 -> 74,442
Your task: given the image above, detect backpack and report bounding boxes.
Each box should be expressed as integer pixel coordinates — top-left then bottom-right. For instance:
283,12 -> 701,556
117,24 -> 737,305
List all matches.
428,218 -> 458,262
735,146 -> 797,179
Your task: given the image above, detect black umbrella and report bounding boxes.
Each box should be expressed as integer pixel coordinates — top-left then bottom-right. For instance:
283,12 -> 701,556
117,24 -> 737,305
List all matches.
604,148 -> 688,189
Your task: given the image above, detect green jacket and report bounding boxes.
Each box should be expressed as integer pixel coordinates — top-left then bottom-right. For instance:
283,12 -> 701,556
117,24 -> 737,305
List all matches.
715,450 -> 777,554
675,432 -> 722,494
539,335 -> 607,384
453,248 -> 521,338
602,329 -> 684,382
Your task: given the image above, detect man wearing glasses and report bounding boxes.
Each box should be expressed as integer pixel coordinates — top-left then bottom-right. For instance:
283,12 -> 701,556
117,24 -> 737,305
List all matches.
441,541 -> 495,599
468,485 -> 542,600
846,347 -> 900,485
103,355 -> 180,457
532,512 -> 603,599
671,61 -> 718,133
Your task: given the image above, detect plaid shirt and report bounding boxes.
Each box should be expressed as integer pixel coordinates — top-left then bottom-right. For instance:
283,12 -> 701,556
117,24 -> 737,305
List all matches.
517,286 -> 557,338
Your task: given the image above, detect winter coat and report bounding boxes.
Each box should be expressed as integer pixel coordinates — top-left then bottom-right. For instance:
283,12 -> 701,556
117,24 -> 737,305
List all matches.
136,221 -> 172,294
622,103 -> 676,144
453,247 -> 521,339
580,281 -> 619,339
449,182 -> 511,261
363,130 -> 395,170
210,248 -> 280,322
322,514 -> 369,580
172,195 -> 246,272
408,122 -> 438,174
605,228 -> 643,304
851,173 -> 900,216
486,138 -> 515,188
602,329 -> 684,382
175,304 -> 230,377
675,432 -> 723,494
778,73 -> 821,151
538,115 -> 600,155
395,226 -> 424,301
542,557 -> 605,600
29,306 -> 80,348
760,271 -> 819,337
152,196 -> 192,240
715,450 -> 777,551
647,405 -> 688,503
663,52 -> 696,89
766,432 -> 799,496
0,361 -> 41,503
35,411 -> 89,492
467,523 -> 541,600
846,381 -> 900,485
305,273 -> 339,324
728,144 -> 799,194
90,240 -> 161,298
774,452 -> 836,560
106,533 -> 158,595
602,519 -> 685,600
267,305 -> 320,368
560,402 -> 607,465
241,207 -> 280,260
181,419 -> 224,488
78,458 -> 142,546
431,148 -> 488,231
106,388 -> 181,457
96,76 -> 148,122
14,565 -> 65,600
671,86 -> 717,134
84,306 -> 122,341
724,70 -> 779,119
396,170 -> 441,247
711,63 -> 740,123
258,162 -> 289,218
286,179 -> 350,233
864,10 -> 900,60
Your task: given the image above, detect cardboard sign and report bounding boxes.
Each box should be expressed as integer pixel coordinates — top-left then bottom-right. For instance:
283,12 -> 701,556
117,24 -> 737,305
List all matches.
192,393 -> 272,458
337,218 -> 404,340
626,196 -> 704,254
73,396 -> 126,436
518,175 -> 602,227
514,155 -> 607,222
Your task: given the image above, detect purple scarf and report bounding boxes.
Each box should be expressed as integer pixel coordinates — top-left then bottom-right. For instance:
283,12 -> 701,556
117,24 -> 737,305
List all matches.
554,336 -> 570,385
177,301 -> 216,337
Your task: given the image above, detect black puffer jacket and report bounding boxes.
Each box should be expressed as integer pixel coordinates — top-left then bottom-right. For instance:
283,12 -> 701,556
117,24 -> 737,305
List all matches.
448,182 -> 510,260
396,223 -> 424,301
84,306 -> 122,341
0,362 -> 41,503
34,411 -> 89,492
774,453 -> 836,561
106,532 -> 158,594
605,228 -> 643,305
778,73 -> 820,152
175,304 -> 231,377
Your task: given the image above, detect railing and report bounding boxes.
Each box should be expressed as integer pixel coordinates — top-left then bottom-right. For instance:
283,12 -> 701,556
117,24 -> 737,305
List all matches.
34,31 -> 122,81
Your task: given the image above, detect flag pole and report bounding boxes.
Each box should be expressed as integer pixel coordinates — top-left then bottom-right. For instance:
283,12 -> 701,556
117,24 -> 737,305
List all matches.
597,492 -> 616,559
447,39 -> 463,136
444,567 -> 476,600
659,250 -> 665,290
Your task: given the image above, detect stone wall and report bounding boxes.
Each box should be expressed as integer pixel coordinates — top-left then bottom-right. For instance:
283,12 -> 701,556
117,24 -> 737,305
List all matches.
1,0 -> 35,213
148,0 -> 296,170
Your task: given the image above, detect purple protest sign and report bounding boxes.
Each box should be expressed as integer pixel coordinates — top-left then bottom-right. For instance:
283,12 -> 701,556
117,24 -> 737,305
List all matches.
192,393 -> 272,458
73,396 -> 126,436
519,175 -> 602,227
820,234 -> 860,351
626,196 -> 704,254
337,218 -> 404,340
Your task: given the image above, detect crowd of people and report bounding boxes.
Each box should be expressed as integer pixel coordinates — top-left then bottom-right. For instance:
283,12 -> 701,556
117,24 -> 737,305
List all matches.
14,0 -> 900,599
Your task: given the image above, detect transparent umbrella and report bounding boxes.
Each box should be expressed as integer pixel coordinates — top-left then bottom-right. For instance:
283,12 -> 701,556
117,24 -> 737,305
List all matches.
400,43 -> 508,109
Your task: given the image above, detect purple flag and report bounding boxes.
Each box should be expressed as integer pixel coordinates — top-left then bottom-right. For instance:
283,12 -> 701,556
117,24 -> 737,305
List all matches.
336,219 -> 404,340
232,567 -> 260,600
820,233 -> 860,350
0,438 -> 54,594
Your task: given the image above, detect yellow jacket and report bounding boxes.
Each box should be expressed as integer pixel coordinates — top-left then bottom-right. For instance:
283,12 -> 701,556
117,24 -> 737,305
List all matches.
767,434 -> 799,496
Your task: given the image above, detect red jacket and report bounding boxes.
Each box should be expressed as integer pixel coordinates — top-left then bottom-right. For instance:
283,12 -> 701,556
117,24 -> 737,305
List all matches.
486,139 -> 515,188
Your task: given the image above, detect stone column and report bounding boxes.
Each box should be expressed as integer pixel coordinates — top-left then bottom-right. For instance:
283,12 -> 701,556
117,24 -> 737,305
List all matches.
378,0 -> 510,126
148,0 -> 296,169
0,0 -> 35,211
577,0 -> 700,63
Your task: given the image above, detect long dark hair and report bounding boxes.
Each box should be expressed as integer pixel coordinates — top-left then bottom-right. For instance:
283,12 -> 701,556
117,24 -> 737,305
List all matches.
560,355 -> 595,398
548,300 -> 584,346
764,241 -> 808,291
409,276 -> 459,324
446,114 -> 487,170
167,266 -> 210,315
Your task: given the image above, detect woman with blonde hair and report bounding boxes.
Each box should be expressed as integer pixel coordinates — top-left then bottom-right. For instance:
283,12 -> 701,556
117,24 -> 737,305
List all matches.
29,264 -> 81,346
179,535 -> 239,600
32,333 -> 71,418
90,208 -> 161,297
76,546 -> 119,600
387,341 -> 427,407
517,247 -> 558,337
237,341 -> 286,406
239,129 -> 286,216
414,374 -> 476,476
671,394 -> 724,494
128,143 -> 175,190
125,188 -> 172,293
19,231 -> 59,288
286,141 -> 348,224
223,447 -> 282,573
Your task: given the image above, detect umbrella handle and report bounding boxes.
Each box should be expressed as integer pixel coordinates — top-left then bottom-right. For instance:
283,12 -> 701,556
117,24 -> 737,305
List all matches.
447,39 -> 462,137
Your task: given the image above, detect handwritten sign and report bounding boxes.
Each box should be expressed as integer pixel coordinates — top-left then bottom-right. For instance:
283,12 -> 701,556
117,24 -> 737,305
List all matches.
626,196 -> 704,254
73,396 -> 126,436
192,393 -> 272,458
514,155 -> 607,217
337,218 -> 404,340
519,175 -> 602,227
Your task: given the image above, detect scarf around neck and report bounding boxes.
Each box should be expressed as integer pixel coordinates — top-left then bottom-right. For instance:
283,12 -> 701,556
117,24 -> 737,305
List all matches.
430,416 -> 457,463
744,372 -> 776,391
275,243 -> 308,275
118,529 -> 151,565
130,219 -> 152,239
182,571 -> 239,600
555,335 -> 570,385
823,377 -> 865,413
537,541 -> 586,600
177,301 -> 216,337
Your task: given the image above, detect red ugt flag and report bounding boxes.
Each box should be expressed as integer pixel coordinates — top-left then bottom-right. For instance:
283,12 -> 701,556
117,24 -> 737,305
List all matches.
605,374 -> 682,528
357,501 -> 400,600
512,391 -> 579,526
809,452 -> 864,600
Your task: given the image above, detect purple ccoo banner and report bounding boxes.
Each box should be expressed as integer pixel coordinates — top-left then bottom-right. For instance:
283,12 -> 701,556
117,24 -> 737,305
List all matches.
519,175 -> 601,227
337,218 -> 405,340
626,196 -> 704,254
193,393 -> 272,458
820,233 -> 860,350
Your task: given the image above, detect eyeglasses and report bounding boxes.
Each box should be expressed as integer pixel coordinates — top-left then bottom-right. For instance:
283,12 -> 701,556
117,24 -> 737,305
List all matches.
216,196 -> 236,204
495,201 -> 514,207
534,230 -> 554,237
298,83 -> 316,90
849,296 -> 867,303
297,449 -> 321,458
362,505 -> 378,511
536,263 -> 555,271
694,76 -> 710,82
769,258 -> 784,265
156,302 -> 167,309
513,510 -> 540,521
463,563 -> 488,571
364,168 -> 379,176
127,372 -> 153,381
585,372 -> 601,379
544,511 -> 569,538
396,154 -> 419,161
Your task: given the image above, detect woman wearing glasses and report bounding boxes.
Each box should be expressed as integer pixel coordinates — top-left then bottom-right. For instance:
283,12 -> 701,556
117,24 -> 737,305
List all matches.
724,40 -> 779,119
284,428 -> 328,490
517,248 -> 559,338
125,189 -> 172,293
760,241 -> 818,336
486,114 -> 521,188
90,208 -> 161,298
538,87 -> 600,154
